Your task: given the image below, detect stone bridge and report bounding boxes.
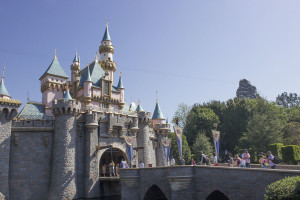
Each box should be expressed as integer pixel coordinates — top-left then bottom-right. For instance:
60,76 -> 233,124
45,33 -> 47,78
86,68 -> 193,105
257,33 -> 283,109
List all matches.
120,165 -> 300,200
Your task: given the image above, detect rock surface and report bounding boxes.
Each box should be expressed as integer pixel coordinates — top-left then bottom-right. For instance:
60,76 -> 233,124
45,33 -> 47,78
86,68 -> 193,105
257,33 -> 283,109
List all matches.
236,79 -> 257,99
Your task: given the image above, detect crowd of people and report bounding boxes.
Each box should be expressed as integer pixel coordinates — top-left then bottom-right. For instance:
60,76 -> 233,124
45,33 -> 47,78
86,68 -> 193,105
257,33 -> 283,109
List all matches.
101,159 -> 146,177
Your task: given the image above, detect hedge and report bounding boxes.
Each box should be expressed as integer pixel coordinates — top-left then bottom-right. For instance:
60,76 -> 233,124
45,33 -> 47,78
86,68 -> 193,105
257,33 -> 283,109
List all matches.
268,143 -> 284,159
238,148 -> 257,163
281,145 -> 300,165
265,176 -> 300,200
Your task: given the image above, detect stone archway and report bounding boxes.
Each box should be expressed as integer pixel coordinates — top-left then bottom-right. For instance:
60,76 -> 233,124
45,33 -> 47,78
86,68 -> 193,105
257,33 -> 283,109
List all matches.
206,190 -> 230,200
100,147 -> 127,177
143,184 -> 168,200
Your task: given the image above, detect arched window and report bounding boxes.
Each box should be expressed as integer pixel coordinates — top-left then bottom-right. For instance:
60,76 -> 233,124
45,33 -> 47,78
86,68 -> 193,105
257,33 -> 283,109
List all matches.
143,184 -> 167,200
206,190 -> 229,200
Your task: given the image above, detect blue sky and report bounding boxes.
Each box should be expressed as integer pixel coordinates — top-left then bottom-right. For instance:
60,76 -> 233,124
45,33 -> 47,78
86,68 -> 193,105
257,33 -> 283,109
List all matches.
1,0 -> 300,120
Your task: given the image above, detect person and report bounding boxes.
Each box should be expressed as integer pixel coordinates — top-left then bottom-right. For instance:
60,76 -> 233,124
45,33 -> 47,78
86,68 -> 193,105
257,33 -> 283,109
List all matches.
181,158 -> 185,165
139,161 -> 144,168
120,159 -> 126,168
191,158 -> 196,166
170,156 -> 175,166
102,163 -> 107,177
228,153 -> 234,167
109,161 -> 115,177
199,151 -> 206,165
259,152 -> 268,168
115,163 -> 120,176
267,151 -> 276,169
234,155 -> 245,168
242,149 -> 251,168
212,153 -> 218,166
124,160 -> 129,168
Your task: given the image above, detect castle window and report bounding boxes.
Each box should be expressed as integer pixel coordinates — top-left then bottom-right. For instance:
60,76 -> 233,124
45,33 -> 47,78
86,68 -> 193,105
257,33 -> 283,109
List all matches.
103,104 -> 108,108
104,82 -> 109,95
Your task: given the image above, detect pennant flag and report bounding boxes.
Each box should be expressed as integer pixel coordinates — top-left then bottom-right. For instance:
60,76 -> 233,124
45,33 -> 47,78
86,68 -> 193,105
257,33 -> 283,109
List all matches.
162,138 -> 171,162
174,126 -> 183,159
212,130 -> 220,157
124,136 -> 135,162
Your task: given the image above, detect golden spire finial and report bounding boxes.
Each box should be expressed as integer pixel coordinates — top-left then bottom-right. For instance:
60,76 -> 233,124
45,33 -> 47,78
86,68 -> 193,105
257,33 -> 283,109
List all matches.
54,49 -> 57,58
156,90 -> 158,103
95,52 -> 98,62
106,20 -> 108,27
119,72 -> 122,77
138,98 -> 140,105
2,66 -> 5,78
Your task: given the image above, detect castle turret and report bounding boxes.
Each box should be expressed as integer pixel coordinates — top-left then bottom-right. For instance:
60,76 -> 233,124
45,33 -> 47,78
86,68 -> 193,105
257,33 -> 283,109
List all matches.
152,98 -> 170,166
99,23 -> 116,99
48,97 -> 81,200
0,67 -> 21,199
117,72 -> 125,109
70,50 -> 80,98
83,63 -> 92,103
136,99 -> 144,112
40,50 -> 69,116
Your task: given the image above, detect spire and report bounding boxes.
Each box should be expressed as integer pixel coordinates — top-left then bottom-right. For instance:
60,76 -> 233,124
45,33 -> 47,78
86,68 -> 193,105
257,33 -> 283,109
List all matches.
0,66 -> 10,97
73,50 -> 79,62
117,72 -> 124,88
63,84 -> 72,101
85,63 -> 92,82
39,54 -> 69,80
152,91 -> 164,119
54,49 -> 57,59
136,99 -> 144,112
102,22 -> 111,41
95,52 -> 98,62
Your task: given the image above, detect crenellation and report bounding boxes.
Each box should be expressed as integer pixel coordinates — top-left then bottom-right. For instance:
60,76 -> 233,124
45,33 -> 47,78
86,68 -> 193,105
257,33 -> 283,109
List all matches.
12,120 -> 54,127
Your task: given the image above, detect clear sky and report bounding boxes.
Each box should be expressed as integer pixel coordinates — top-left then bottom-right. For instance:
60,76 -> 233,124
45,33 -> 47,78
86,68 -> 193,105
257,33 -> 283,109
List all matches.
1,0 -> 300,120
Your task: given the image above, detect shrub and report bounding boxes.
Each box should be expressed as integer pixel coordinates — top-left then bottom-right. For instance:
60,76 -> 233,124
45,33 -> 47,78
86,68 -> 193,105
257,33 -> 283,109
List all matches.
265,176 -> 300,200
281,145 -> 300,164
268,143 -> 284,159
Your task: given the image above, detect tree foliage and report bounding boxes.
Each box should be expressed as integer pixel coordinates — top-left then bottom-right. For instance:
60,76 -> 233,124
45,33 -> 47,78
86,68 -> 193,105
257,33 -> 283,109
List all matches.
172,103 -> 190,128
192,132 -> 214,162
276,92 -> 300,108
168,132 -> 191,164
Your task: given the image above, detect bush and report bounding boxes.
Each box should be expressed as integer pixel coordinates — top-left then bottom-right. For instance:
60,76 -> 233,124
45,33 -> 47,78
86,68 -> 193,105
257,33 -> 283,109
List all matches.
281,145 -> 300,164
268,143 -> 284,159
238,148 -> 258,163
265,176 -> 300,200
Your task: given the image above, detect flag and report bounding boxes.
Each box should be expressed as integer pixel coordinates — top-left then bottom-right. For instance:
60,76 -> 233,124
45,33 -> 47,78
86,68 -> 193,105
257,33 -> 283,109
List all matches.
162,138 -> 171,162
174,126 -> 183,159
124,136 -> 135,162
212,130 -> 220,157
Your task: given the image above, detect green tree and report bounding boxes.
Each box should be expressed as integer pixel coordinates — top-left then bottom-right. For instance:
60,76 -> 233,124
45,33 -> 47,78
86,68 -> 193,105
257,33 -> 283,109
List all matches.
276,92 -> 300,108
172,103 -> 190,128
192,132 -> 214,162
239,98 -> 286,152
283,122 -> 300,146
168,132 -> 191,164
184,106 -> 219,146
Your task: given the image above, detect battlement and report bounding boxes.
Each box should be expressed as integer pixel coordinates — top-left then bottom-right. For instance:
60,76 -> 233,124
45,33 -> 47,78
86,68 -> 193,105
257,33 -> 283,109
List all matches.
153,123 -> 171,134
12,120 -> 54,128
52,99 -> 81,116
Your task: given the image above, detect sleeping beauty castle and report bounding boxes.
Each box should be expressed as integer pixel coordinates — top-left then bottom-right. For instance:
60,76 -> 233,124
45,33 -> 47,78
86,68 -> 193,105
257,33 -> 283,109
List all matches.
0,24 -> 171,200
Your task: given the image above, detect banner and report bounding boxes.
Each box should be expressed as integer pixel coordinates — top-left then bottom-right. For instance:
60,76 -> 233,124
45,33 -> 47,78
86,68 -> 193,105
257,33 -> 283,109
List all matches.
162,138 -> 171,162
211,130 -> 220,157
173,126 -> 183,159
124,136 -> 135,162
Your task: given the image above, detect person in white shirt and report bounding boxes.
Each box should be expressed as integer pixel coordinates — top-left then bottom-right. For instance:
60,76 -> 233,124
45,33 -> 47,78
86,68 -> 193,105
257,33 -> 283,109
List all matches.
170,156 -> 175,166
267,151 -> 276,169
242,149 -> 251,168
139,161 -> 144,168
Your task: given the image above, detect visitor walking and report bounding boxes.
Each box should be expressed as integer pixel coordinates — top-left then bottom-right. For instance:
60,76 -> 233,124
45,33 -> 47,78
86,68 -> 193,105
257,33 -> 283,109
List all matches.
242,149 -> 251,168
212,153 -> 218,166
139,161 -> 145,168
267,151 -> 276,169
228,153 -> 234,167
109,161 -> 115,176
170,156 -> 175,166
120,159 -> 126,168
191,158 -> 196,166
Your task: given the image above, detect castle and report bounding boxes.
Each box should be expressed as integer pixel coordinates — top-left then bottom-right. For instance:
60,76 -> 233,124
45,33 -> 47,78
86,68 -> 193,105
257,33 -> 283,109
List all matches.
0,24 -> 170,200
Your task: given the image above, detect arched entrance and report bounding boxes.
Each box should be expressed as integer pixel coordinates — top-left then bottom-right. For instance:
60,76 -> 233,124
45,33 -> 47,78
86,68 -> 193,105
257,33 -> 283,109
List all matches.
100,148 -> 127,177
206,190 -> 230,200
143,184 -> 168,200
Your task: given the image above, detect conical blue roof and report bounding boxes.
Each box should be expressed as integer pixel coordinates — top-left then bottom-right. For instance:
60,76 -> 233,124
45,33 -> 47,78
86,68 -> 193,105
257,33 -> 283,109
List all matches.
73,51 -> 79,62
102,24 -> 111,41
63,90 -> 72,101
136,101 -> 144,112
85,65 -> 92,82
39,56 -> 69,80
0,77 -> 10,97
152,101 -> 164,119
117,74 -> 124,88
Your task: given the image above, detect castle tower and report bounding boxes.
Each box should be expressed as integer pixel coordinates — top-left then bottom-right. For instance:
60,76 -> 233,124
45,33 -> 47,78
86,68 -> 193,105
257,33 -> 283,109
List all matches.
83,63 -> 92,104
99,23 -> 116,100
48,92 -> 81,200
152,98 -> 170,166
0,67 -> 21,199
70,51 -> 80,98
116,72 -> 125,108
40,50 -> 69,116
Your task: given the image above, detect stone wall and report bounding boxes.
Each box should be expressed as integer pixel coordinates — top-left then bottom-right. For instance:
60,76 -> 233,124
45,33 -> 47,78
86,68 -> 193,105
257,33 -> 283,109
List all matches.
120,166 -> 300,200
9,131 -> 53,200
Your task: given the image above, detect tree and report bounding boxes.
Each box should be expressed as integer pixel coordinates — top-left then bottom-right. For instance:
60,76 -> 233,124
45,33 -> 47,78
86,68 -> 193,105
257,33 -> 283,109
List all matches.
192,132 -> 214,162
276,92 -> 300,108
172,103 -> 190,128
168,132 -> 191,165
184,106 -> 219,146
283,122 -> 300,146
239,98 -> 286,152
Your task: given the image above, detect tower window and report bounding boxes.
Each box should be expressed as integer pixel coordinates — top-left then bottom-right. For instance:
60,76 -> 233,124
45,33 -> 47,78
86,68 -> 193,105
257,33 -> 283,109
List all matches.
104,82 -> 109,95
103,104 -> 108,108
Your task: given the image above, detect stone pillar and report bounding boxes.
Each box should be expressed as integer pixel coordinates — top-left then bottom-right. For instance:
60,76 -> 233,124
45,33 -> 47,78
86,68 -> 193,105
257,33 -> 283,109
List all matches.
84,112 -> 100,198
0,102 -> 20,199
156,133 -> 168,167
120,169 -> 140,200
48,99 -> 80,200
137,111 -> 153,167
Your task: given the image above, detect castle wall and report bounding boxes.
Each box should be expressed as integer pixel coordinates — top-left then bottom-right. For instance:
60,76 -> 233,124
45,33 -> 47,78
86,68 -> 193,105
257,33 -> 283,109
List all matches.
9,124 -> 54,200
